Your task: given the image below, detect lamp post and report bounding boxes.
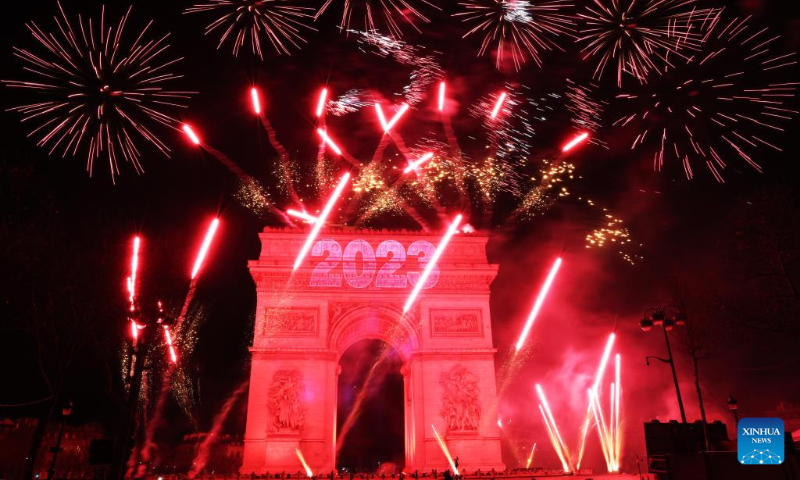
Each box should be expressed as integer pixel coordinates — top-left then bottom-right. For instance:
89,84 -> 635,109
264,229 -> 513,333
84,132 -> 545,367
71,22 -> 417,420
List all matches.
728,395 -> 739,424
640,306 -> 688,424
47,400 -> 72,480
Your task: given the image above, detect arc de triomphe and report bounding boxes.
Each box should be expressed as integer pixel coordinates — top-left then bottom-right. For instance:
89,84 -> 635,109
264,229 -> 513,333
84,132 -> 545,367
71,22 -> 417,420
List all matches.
241,227 -> 505,472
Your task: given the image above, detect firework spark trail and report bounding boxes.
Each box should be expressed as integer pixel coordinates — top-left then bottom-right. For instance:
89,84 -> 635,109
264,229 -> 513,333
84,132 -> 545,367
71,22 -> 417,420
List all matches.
514,257 -> 562,351
588,389 -> 612,471
536,385 -> 572,472
4,3 -> 194,181
613,10 -> 798,181
293,172 -> 351,271
316,0 -> 438,38
191,218 -> 220,280
183,124 -> 203,145
455,0 -> 576,70
431,425 -> 459,474
403,214 -> 462,313
295,449 -> 313,477
376,103 -> 410,133
614,354 -> 622,470
577,0 -> 716,86
316,87 -> 329,117
188,379 -> 250,478
182,128 -> 283,218
137,218 -> 222,473
404,151 -> 434,173
575,332 -> 616,470
526,442 -> 537,469
491,91 -> 508,119
254,96 -> 302,205
185,0 -> 316,58
350,30 -> 442,107
562,132 -> 589,152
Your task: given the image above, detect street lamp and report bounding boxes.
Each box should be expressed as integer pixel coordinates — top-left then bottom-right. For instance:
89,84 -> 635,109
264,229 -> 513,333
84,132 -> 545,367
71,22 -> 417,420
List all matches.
728,394 -> 739,423
48,400 -> 73,480
640,306 -> 688,424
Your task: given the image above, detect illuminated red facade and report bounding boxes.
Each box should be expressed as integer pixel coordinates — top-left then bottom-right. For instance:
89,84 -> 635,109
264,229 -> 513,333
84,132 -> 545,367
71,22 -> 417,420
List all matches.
241,227 -> 505,472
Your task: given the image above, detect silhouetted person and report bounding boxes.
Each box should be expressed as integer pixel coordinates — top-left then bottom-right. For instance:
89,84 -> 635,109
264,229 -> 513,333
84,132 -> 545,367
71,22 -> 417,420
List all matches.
453,458 -> 459,470
442,470 -> 452,480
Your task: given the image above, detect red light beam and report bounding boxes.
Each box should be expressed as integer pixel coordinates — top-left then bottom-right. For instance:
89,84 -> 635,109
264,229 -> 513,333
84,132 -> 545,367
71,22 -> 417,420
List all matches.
293,172 -> 351,271
438,81 -> 446,112
182,123 -> 201,145
515,257 -> 562,351
251,87 -> 262,115
376,103 -> 409,133
403,214 -> 462,313
562,132 -> 589,152
490,91 -> 507,119
316,128 -> 343,155
404,152 -> 434,174
191,218 -> 220,280
295,449 -> 313,477
536,384 -> 572,471
287,209 -> 319,224
432,425 -> 459,475
315,88 -> 328,117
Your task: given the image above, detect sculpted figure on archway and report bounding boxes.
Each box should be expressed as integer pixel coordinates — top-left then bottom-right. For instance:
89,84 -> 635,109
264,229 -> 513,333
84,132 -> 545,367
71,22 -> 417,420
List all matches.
268,370 -> 305,431
441,364 -> 481,431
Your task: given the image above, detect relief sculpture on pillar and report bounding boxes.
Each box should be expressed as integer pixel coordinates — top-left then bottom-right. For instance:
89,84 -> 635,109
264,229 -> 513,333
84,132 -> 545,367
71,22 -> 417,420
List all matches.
267,370 -> 305,432
440,365 -> 481,432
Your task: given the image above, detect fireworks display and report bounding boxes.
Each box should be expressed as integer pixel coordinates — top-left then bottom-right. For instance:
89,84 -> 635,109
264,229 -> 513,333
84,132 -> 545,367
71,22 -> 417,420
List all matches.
185,0 -> 315,58
514,257 -> 562,351
315,0 -> 438,37
577,0 -> 716,86
6,0 -> 799,475
3,3 -> 193,180
613,11 -> 798,182
455,0 -> 576,70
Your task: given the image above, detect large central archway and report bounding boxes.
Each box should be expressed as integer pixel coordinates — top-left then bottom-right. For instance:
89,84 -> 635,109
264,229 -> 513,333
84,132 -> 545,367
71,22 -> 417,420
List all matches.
242,227 -> 505,473
336,339 -> 404,472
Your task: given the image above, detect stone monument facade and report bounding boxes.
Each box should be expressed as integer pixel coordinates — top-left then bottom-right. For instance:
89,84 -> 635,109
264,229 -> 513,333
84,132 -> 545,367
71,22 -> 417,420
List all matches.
241,227 -> 504,472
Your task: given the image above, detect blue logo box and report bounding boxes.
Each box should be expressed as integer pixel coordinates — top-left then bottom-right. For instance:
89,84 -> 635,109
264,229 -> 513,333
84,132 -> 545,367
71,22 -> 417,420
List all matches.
738,417 -> 784,465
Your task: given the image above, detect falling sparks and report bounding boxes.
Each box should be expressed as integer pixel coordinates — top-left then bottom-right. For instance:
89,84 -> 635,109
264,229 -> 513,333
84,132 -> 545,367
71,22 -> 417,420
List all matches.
185,0 -> 316,58
455,0 -> 576,70
403,214 -> 462,313
613,12 -> 798,181
3,3 -> 194,180
191,218 -> 220,279
515,257 -> 562,351
350,30 -> 442,107
293,172 -> 351,271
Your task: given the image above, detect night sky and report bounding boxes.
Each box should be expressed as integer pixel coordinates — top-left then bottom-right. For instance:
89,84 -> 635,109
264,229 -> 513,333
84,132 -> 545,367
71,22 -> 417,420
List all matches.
1,0 -> 800,472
